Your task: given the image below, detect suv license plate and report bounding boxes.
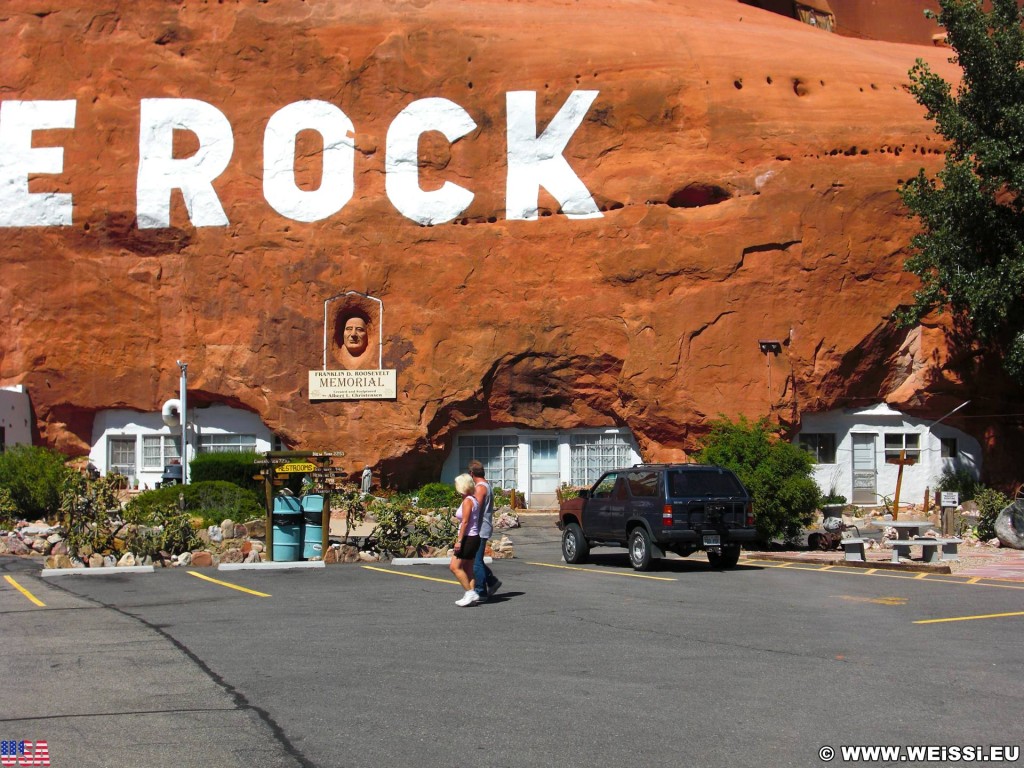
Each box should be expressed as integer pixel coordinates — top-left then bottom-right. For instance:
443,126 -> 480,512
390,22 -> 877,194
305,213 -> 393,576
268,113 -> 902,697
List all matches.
703,535 -> 721,547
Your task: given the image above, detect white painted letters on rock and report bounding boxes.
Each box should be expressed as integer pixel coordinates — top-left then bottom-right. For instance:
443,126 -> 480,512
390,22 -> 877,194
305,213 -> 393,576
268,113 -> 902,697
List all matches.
0,100 -> 76,227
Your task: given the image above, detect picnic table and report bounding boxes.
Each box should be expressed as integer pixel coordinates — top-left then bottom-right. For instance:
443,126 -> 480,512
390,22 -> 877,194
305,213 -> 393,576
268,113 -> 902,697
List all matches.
876,519 -> 961,563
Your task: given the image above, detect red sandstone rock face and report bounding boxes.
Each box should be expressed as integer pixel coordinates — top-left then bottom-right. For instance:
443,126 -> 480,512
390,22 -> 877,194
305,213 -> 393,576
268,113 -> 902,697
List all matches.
0,0 -> 1009,481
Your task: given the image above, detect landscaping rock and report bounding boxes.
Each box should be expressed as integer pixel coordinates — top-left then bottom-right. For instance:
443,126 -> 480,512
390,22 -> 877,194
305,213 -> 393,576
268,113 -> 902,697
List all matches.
88,553 -> 104,569
190,551 -> 214,567
5,535 -> 30,555
117,553 -> 136,567
46,553 -> 73,569
221,548 -> 243,564
995,501 -> 1024,550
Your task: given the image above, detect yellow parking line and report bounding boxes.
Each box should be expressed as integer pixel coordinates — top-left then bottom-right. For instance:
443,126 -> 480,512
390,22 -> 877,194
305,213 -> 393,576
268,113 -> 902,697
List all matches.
527,562 -> 676,581
915,610 -> 1024,625
187,571 -> 271,597
4,575 -> 46,607
361,565 -> 458,585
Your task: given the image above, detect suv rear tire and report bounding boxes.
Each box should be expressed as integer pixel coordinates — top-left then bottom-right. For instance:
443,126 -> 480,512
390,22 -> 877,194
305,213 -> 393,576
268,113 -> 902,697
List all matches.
628,527 -> 653,571
707,544 -> 741,569
562,522 -> 590,564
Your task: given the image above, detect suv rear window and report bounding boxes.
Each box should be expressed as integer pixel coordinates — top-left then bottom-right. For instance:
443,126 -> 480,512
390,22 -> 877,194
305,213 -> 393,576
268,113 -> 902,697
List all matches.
626,471 -> 660,497
668,469 -> 744,497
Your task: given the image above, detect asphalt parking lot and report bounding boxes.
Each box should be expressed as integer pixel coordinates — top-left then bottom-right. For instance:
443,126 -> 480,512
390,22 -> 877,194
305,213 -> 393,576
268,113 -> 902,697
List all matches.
3,516 -> 1023,768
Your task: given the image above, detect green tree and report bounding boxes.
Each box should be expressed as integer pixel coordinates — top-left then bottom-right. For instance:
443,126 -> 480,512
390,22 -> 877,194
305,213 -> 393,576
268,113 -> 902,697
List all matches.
898,0 -> 1024,378
694,416 -> 821,543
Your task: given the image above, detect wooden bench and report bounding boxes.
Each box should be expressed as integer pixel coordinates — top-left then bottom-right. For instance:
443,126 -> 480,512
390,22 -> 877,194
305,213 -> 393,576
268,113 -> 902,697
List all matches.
841,538 -> 867,562
890,537 -> 962,564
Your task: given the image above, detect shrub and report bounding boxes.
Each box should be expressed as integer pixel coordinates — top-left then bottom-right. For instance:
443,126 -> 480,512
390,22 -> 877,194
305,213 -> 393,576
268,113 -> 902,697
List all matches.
0,445 -> 75,521
126,481 -> 263,529
189,451 -> 263,494
974,486 -> 1010,541
415,482 -> 462,509
0,487 -> 17,529
935,466 -> 980,502
694,415 -> 821,544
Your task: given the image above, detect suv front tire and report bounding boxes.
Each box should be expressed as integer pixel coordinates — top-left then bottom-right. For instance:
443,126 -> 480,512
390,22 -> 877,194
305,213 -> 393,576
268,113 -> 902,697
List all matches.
562,522 -> 590,564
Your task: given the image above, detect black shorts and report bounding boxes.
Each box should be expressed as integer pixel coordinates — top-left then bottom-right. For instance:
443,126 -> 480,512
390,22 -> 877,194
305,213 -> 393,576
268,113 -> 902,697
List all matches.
457,535 -> 481,561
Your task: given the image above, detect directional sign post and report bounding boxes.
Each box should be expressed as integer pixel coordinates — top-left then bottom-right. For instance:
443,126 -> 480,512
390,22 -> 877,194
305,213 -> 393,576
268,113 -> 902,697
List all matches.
254,450 -> 345,561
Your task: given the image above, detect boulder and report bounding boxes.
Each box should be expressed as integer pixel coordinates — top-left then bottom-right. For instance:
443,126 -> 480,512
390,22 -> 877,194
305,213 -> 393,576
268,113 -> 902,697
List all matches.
994,501 -> 1024,550
190,551 -> 214,568
9,0 -> 1021,482
45,554 -> 73,569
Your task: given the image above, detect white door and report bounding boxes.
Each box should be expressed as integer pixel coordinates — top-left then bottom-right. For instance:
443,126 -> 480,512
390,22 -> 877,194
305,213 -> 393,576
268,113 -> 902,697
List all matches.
529,439 -> 560,509
851,433 -> 877,505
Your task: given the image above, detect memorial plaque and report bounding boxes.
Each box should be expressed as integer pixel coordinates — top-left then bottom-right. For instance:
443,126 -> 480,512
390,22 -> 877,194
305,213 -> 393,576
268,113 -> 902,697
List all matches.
309,369 -> 397,400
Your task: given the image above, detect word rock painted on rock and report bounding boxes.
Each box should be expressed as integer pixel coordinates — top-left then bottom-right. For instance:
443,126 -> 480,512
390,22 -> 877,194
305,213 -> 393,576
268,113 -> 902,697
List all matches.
0,91 -> 602,229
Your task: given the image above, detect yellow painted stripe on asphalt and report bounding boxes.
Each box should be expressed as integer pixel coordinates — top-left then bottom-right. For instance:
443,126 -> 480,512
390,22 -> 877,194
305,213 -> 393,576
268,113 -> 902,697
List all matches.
361,565 -> 458,585
915,610 -> 1024,625
4,575 -> 46,607
187,571 -> 271,597
527,562 -> 676,581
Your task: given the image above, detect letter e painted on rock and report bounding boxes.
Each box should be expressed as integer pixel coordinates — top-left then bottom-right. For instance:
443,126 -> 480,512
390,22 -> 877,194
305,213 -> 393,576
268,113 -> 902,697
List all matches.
0,100 -> 77,227
506,90 -> 601,221
137,98 -> 234,229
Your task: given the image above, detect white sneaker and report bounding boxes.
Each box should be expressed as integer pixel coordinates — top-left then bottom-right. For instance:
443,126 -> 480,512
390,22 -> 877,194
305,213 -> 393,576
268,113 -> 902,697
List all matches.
455,590 -> 480,607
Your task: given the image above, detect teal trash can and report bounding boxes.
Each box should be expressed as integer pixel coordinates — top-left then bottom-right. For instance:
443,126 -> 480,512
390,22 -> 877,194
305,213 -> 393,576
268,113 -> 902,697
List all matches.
272,494 -> 302,561
302,523 -> 323,559
301,494 -> 325,560
272,516 -> 301,561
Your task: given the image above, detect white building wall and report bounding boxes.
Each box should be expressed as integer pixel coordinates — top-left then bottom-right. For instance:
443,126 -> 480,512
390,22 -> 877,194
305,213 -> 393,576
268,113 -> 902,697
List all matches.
0,386 -> 33,450
798,404 -> 981,509
441,427 -> 641,508
90,404 -> 274,489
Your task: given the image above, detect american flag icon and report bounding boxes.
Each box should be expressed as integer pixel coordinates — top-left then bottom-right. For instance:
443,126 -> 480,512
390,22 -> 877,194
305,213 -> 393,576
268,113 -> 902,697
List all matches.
0,741 -> 50,767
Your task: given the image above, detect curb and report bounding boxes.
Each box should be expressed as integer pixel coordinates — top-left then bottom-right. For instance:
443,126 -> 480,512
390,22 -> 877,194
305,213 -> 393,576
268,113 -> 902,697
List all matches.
390,556 -> 495,566
219,561 -> 325,571
41,565 -> 155,577
747,552 -> 952,574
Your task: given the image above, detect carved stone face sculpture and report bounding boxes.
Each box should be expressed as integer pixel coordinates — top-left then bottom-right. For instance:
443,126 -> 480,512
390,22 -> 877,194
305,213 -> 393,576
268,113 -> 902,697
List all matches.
342,317 -> 369,358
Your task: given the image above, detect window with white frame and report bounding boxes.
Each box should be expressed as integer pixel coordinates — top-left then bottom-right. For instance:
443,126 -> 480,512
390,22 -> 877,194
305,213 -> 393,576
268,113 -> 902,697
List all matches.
108,436 -> 137,477
142,435 -> 181,470
458,435 -> 518,490
570,432 -> 633,487
798,433 -> 837,463
884,433 -> 921,461
198,434 -> 257,453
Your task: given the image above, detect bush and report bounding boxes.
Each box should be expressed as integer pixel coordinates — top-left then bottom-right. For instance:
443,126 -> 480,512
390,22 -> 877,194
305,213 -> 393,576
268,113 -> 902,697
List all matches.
974,486 -> 1010,541
126,481 -> 263,529
0,445 -> 75,520
189,451 -> 263,495
694,415 -> 821,544
0,486 -> 20,529
935,466 -> 980,502
415,482 -> 462,509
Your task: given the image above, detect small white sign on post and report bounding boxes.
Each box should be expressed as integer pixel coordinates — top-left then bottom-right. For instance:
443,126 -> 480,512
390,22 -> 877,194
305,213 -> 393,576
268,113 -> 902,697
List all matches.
309,369 -> 396,400
940,491 -> 959,508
